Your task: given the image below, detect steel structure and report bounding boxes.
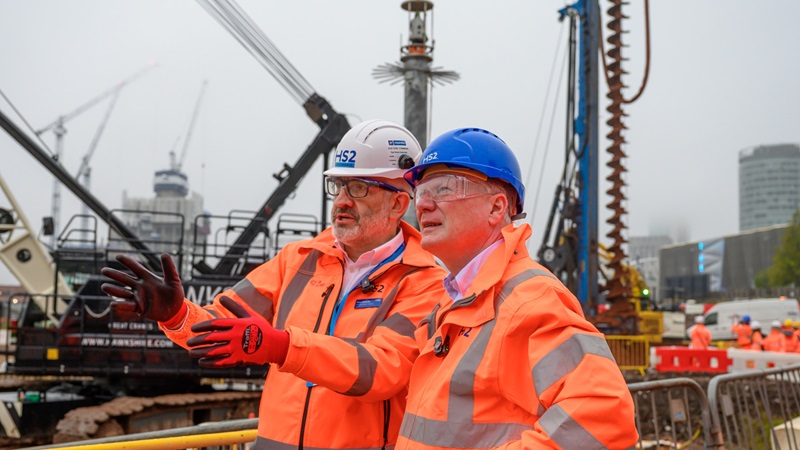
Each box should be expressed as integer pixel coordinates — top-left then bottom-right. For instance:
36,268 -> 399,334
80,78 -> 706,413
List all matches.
538,0 -> 650,333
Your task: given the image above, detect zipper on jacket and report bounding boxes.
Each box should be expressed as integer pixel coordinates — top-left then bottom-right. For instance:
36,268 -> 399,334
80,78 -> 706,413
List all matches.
382,399 -> 390,449
297,385 -> 313,450
436,293 -> 479,328
298,283 -> 334,450
312,284 -> 335,333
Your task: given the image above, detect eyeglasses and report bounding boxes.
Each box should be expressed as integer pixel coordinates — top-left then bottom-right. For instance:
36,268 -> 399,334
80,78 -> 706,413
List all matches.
325,177 -> 402,199
414,174 -> 497,203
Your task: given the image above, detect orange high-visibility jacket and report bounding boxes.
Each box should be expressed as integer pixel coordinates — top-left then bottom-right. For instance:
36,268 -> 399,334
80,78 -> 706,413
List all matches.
762,329 -> 787,352
396,224 -> 638,450
783,331 -> 798,353
690,324 -> 712,349
731,323 -> 752,347
163,221 -> 446,450
749,330 -> 763,351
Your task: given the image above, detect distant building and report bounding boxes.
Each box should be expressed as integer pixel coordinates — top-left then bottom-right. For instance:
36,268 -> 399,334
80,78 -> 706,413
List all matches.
629,235 -> 673,302
739,143 -> 800,232
121,169 -> 210,274
659,224 -> 788,302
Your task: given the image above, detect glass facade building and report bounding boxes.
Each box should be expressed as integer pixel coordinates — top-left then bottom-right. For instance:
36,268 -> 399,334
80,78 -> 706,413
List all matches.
739,143 -> 800,232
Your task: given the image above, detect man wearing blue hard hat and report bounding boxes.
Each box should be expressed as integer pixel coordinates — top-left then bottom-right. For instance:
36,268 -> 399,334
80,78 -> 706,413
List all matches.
396,127 -> 638,449
732,314 -> 753,348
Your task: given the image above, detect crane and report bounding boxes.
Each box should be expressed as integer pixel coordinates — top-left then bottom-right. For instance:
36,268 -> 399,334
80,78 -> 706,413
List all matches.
73,89 -> 123,244
35,63 -> 156,249
194,0 -> 351,277
170,80 -> 207,173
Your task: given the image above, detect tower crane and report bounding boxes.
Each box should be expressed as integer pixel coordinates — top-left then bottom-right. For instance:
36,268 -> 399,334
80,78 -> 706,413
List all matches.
74,89 -> 123,244
35,63 -> 156,249
170,80 -> 207,174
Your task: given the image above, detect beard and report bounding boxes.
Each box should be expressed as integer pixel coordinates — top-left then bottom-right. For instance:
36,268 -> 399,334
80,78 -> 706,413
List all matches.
331,201 -> 392,247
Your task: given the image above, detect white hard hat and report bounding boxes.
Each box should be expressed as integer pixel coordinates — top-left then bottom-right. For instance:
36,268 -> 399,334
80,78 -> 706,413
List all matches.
751,320 -> 761,329
694,315 -> 705,324
324,119 -> 421,179
772,320 -> 782,328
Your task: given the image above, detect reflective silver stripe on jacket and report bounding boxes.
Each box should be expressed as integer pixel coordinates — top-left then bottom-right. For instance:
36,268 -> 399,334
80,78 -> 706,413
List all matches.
419,304 -> 440,340
252,436 -> 394,450
344,268 -> 418,396
539,404 -> 608,450
232,277 -> 274,321
274,249 -> 323,329
399,414 -> 532,448
400,269 -> 544,447
532,333 -> 615,397
448,269 -> 542,422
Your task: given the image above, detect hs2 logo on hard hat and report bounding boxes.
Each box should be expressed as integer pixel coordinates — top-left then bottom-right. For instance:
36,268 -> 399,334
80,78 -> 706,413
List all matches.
388,140 -> 406,146
335,149 -> 357,168
422,151 -> 438,163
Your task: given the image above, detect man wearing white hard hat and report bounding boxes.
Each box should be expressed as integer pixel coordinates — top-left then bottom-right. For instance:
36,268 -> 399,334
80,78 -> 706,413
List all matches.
101,119 -> 447,449
690,315 -> 712,349
748,320 -> 764,351
762,320 -> 787,352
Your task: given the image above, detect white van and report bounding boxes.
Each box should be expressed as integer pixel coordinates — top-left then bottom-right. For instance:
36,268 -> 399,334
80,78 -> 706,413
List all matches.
686,298 -> 800,341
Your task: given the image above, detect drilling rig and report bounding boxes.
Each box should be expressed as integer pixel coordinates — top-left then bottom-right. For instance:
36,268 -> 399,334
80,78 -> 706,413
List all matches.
537,0 -> 652,335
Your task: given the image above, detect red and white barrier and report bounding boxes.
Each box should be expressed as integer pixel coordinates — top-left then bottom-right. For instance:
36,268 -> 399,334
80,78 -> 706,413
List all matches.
650,346 -> 800,374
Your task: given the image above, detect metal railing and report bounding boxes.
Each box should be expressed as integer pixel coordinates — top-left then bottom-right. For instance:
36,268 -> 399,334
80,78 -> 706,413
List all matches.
628,376 -> 723,449
709,364 -> 800,449
24,363 -> 800,449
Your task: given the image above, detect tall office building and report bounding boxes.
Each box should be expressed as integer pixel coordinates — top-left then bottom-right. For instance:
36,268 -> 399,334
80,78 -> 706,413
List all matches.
739,143 -> 800,232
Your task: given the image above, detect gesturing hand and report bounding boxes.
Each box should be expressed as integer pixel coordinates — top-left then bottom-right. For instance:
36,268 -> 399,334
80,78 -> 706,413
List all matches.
101,253 -> 185,323
186,296 -> 289,368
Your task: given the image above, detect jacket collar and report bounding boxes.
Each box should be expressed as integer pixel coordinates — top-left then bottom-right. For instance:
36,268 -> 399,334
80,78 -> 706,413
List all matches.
301,220 -> 437,269
435,223 -> 533,329
465,222 -> 532,296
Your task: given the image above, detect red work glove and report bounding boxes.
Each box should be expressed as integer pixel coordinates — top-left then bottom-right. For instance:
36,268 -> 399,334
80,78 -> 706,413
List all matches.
101,253 -> 186,323
186,296 -> 289,368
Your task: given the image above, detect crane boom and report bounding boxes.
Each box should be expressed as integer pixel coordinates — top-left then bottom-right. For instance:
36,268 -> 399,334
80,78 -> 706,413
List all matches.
0,108 -> 162,271
75,90 -> 122,180
193,0 -> 351,276
35,63 -> 156,136
174,80 -> 208,171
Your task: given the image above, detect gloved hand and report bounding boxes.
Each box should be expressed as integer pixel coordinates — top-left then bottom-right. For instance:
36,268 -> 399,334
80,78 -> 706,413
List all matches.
186,296 -> 289,368
100,253 -> 186,323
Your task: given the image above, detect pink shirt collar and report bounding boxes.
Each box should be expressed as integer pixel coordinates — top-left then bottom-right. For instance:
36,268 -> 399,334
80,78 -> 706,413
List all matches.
443,238 -> 504,301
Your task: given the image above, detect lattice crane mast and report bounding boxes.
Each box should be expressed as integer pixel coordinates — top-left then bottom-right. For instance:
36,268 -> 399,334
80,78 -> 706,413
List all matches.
35,63 -> 156,248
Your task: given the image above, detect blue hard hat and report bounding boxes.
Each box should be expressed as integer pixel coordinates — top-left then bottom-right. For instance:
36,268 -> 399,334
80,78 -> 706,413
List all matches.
404,128 -> 525,214
742,315 -> 751,324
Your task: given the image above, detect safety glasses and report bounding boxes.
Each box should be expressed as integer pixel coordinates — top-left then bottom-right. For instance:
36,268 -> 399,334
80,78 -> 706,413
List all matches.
325,177 -> 401,199
414,174 -> 498,203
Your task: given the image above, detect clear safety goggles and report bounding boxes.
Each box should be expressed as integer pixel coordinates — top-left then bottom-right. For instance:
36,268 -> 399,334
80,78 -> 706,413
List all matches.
325,177 -> 401,199
414,173 -> 498,203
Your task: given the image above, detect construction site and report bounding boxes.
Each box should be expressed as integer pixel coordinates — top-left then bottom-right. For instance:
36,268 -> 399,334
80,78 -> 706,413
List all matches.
1,0 -> 799,448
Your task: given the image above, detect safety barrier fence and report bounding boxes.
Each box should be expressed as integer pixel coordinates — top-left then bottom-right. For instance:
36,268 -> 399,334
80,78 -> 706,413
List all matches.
606,335 -> 650,375
25,364 -> 800,450
708,364 -> 800,449
628,377 -> 723,449
652,346 -> 800,375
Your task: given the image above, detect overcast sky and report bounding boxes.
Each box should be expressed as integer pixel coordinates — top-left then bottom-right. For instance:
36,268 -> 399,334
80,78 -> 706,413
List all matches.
1,1 -> 799,285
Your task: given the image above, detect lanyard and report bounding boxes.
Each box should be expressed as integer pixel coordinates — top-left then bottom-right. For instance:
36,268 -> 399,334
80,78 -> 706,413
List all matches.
328,242 -> 406,335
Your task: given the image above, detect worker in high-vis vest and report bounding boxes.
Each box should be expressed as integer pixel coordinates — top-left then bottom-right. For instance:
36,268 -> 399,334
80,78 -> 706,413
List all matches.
731,314 -> 752,348
690,315 -> 712,349
101,120 -> 447,450
399,128 -> 638,449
